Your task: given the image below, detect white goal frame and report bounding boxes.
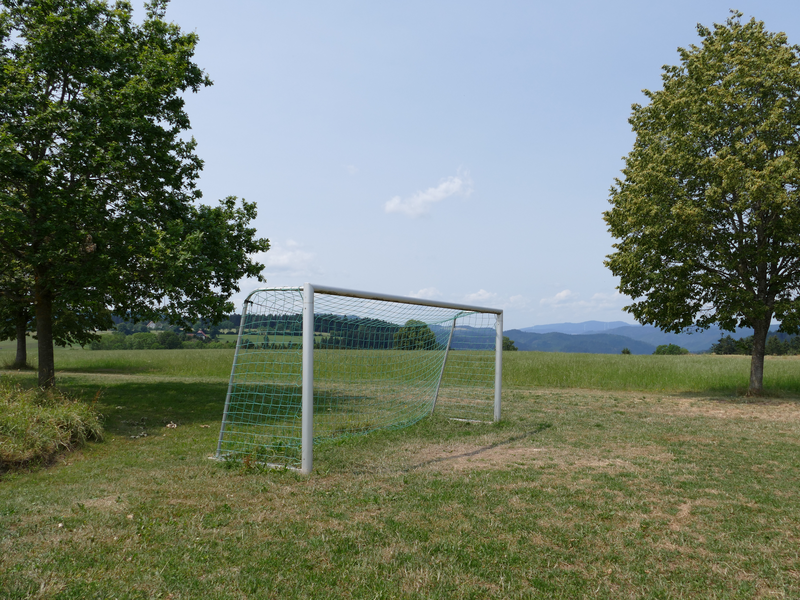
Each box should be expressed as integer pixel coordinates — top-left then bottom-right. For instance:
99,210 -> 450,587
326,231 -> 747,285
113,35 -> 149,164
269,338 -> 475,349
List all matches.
217,283 -> 503,474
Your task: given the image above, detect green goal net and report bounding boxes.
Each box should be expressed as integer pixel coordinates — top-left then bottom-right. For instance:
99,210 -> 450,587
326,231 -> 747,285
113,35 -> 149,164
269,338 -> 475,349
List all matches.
215,285 -> 502,471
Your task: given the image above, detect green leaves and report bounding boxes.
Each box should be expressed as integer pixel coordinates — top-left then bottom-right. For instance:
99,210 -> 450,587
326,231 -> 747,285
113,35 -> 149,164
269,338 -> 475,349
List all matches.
0,1 -> 268,385
393,320 -> 439,351
604,13 -> 800,392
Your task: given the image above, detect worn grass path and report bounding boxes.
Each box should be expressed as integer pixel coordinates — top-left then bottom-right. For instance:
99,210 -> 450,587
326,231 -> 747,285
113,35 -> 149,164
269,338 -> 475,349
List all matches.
2,359 -> 800,598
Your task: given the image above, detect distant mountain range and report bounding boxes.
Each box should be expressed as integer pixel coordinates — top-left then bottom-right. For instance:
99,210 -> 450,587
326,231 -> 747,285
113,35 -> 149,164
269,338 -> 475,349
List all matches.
504,329 -> 657,355
520,321 -> 633,335
506,321 -> 772,354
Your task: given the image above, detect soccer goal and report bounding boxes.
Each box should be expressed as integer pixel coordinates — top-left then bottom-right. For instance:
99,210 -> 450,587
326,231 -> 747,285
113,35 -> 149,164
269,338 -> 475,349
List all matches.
215,283 -> 503,473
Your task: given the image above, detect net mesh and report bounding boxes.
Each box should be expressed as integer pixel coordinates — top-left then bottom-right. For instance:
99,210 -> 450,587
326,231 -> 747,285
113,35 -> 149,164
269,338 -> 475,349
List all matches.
217,287 -> 499,469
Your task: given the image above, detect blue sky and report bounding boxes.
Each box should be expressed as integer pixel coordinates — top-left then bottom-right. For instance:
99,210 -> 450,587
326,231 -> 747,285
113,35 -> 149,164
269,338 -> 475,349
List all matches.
160,1 -> 800,329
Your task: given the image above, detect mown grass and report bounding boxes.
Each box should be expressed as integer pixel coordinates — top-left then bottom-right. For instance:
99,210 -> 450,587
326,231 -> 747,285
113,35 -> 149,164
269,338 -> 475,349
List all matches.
0,348 -> 799,598
1,368 -> 800,598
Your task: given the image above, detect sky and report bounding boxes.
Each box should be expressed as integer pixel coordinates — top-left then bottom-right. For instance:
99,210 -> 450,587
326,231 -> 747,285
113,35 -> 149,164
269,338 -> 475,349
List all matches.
156,0 -> 800,330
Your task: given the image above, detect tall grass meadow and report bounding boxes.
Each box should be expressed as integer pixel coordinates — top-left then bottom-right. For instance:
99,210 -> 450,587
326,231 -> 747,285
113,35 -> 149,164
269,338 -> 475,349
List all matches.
3,344 -> 795,394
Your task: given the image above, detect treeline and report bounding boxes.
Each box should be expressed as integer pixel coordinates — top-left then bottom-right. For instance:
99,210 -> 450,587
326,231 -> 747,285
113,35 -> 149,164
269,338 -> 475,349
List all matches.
246,313 -> 402,348
240,314 -> 449,351
223,314 -> 498,351
112,314 -> 242,337
90,331 -> 235,351
711,333 -> 800,356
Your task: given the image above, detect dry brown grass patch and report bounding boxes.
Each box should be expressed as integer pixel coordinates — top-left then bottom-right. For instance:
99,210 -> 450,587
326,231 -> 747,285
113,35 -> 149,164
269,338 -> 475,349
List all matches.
80,495 -> 126,512
406,443 -> 546,472
654,396 -> 800,421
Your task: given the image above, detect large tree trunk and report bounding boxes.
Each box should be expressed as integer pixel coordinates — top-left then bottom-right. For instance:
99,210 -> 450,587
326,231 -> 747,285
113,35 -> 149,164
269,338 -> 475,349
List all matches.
749,317 -> 771,395
35,283 -> 55,388
12,307 -> 28,369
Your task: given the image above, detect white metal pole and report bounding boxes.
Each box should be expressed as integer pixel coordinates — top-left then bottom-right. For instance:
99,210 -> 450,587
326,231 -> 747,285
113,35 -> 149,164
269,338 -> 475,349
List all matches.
494,312 -> 503,422
246,284 -> 501,315
431,317 -> 457,415
304,283 -> 502,314
301,283 -> 315,474
216,297 -> 251,458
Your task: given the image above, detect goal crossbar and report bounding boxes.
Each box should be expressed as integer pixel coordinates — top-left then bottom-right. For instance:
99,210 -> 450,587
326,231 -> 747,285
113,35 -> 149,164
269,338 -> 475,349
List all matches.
304,283 -> 504,314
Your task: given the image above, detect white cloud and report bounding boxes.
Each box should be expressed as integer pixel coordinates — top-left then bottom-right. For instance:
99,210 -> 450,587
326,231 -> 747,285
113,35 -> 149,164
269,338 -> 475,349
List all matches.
540,289 -> 625,311
409,288 -> 525,312
464,289 -> 498,304
228,240 -> 319,311
385,170 -> 473,218
261,239 -> 315,275
540,289 -> 578,306
588,291 -> 626,310
461,291 -> 533,315
344,164 -> 359,175
505,294 -> 528,309
409,287 -> 443,300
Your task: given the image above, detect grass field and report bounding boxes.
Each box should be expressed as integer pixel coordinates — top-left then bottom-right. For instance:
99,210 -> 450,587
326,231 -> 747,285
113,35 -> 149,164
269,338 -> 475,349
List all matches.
5,342 -> 800,394
1,347 -> 800,598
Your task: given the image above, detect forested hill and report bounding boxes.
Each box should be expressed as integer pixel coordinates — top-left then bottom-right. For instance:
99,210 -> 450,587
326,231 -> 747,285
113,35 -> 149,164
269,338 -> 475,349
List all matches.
520,321 -> 633,334
504,329 -> 656,355
592,325 -> 747,353
510,321 -> 783,353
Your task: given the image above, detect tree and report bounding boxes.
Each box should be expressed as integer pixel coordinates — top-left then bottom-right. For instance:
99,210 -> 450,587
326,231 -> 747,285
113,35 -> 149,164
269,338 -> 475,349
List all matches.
156,330 -> 182,350
0,267 -> 33,368
604,12 -> 800,394
1,260 -> 113,367
765,334 -> 788,356
711,335 -> 743,355
393,320 -> 438,350
653,344 -> 689,356
502,336 -> 518,351
0,0 -> 269,386
0,302 -> 31,369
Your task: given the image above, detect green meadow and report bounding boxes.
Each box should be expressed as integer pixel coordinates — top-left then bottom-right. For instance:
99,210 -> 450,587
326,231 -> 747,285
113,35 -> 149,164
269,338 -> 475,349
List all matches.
2,344 -> 800,598
8,342 -> 800,393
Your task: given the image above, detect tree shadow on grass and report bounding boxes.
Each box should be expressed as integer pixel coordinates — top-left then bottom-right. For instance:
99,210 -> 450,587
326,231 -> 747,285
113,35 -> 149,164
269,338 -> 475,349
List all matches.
60,366 -> 153,375
66,379 -> 387,440
60,380 -> 230,438
402,423 -> 553,472
664,389 -> 800,405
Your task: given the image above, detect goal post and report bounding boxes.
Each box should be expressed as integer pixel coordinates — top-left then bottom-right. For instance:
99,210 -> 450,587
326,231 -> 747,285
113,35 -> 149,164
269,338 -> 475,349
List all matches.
215,283 -> 503,473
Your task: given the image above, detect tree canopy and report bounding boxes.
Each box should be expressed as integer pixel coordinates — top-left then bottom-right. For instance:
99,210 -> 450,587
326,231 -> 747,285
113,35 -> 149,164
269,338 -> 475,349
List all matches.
393,320 -> 439,351
0,0 -> 269,386
604,12 -> 800,394
653,344 -> 689,356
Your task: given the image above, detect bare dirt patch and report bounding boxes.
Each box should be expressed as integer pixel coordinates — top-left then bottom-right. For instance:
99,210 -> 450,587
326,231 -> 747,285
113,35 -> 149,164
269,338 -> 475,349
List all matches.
401,439 -> 675,474
668,500 -> 711,532
80,496 -> 125,512
517,387 -> 800,424
406,443 -> 546,472
654,396 -> 800,422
